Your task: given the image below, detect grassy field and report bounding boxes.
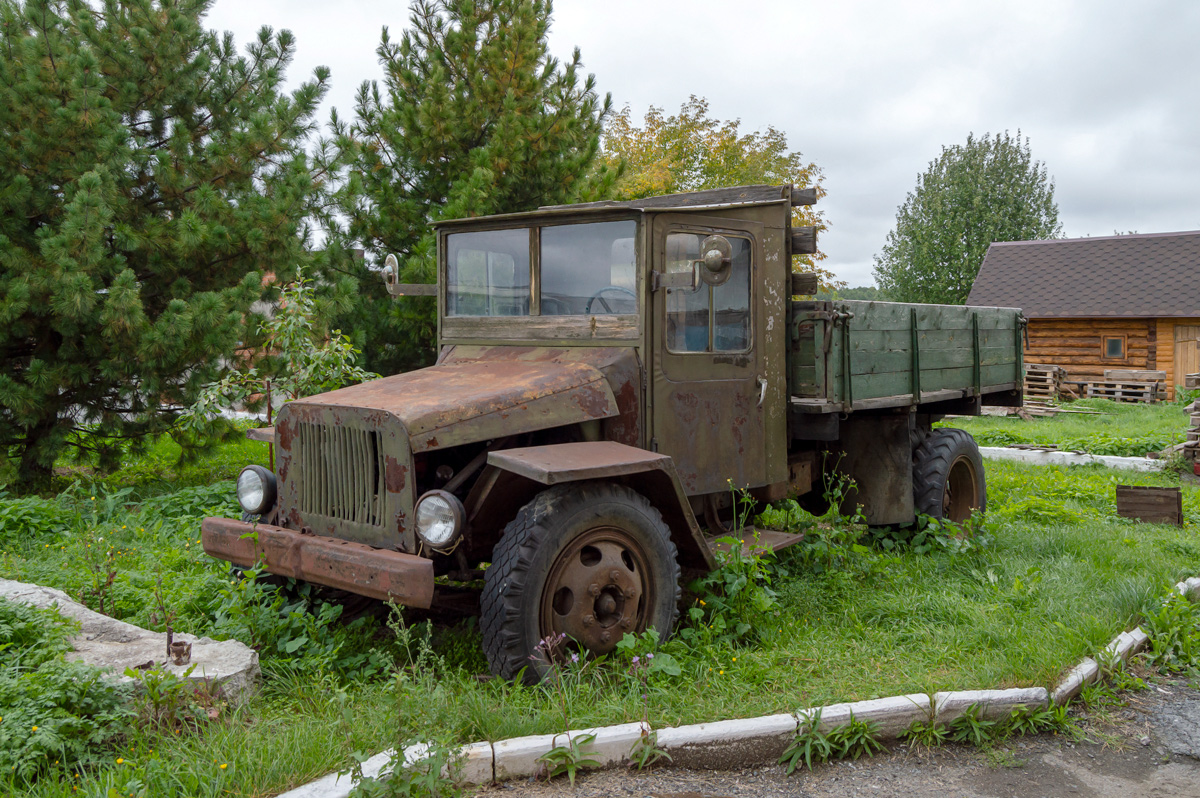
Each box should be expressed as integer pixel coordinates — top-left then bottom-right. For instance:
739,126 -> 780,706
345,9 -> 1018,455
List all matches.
1,408 -> 1199,796
940,397 -> 1192,457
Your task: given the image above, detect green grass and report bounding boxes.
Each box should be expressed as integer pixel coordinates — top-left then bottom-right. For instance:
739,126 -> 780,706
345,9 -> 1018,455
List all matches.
2,427 -> 1200,796
939,398 -> 1189,456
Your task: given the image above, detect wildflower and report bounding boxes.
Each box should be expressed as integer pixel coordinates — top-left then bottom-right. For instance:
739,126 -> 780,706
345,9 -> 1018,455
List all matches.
116,758 -> 124,764
569,652 -> 579,663
646,653 -> 654,660
631,656 -> 639,665
31,726 -> 38,732
220,763 -> 228,770
719,670 -> 725,675
698,599 -> 706,606
732,657 -> 737,662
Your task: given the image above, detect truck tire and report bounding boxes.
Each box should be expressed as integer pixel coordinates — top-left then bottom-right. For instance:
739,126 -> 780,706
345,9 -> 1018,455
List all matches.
481,482 -> 681,683
913,428 -> 986,524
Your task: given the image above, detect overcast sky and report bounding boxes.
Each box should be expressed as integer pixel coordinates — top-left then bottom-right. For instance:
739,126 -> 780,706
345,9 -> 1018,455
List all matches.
207,0 -> 1200,287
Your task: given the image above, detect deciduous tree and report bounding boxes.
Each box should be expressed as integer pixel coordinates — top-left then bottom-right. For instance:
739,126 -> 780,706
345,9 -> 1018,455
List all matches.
873,131 -> 1061,305
330,0 -> 614,374
0,0 -> 329,490
602,96 -> 837,290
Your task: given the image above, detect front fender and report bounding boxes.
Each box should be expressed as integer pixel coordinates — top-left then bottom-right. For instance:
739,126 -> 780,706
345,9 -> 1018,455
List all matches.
474,441 -> 716,571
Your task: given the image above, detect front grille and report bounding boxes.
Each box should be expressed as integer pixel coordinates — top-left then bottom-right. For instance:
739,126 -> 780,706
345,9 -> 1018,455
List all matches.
296,422 -> 387,527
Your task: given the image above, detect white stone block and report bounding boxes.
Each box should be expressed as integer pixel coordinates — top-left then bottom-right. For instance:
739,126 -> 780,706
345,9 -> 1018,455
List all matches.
934,688 -> 1048,724
452,741 -> 494,785
655,713 -> 798,769
1101,630 -> 1140,665
798,694 -> 931,740
1051,657 -> 1099,706
1128,626 -> 1150,653
1183,577 -> 1200,600
275,749 -> 393,798
491,732 -> 557,781
551,722 -> 647,770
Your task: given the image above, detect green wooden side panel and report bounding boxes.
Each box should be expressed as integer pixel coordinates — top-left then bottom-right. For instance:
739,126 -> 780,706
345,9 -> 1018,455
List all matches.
788,299 -> 1023,409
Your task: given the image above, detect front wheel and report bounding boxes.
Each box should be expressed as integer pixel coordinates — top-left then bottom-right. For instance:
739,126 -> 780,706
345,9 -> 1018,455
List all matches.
913,428 -> 986,524
480,483 -> 680,682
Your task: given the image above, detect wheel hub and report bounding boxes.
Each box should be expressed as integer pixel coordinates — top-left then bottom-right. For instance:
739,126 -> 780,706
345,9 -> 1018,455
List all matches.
541,527 -> 650,654
944,454 -> 980,523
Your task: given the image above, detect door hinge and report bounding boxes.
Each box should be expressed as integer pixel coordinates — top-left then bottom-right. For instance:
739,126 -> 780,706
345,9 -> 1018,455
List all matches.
650,437 -> 658,452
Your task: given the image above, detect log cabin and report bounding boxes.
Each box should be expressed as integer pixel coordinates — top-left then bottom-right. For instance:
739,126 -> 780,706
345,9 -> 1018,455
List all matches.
966,231 -> 1200,399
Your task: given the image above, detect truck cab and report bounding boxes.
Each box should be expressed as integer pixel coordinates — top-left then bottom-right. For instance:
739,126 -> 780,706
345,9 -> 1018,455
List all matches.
202,185 -> 1023,681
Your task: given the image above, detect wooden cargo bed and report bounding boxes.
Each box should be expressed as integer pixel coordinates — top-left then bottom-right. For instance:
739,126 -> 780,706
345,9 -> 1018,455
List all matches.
787,300 -> 1024,414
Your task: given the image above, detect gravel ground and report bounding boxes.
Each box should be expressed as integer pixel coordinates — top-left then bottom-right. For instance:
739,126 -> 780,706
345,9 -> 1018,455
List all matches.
473,679 -> 1200,798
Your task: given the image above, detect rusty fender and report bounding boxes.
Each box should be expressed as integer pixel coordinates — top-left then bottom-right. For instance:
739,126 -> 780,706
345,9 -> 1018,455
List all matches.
201,517 -> 434,608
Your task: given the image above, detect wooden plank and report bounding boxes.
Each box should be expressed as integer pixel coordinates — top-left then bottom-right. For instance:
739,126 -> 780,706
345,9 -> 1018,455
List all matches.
1115,486 -> 1182,525
1104,369 -> 1166,381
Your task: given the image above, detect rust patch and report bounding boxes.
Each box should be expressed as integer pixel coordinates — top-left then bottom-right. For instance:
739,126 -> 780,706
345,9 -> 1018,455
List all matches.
673,392 -> 699,425
385,457 -> 407,492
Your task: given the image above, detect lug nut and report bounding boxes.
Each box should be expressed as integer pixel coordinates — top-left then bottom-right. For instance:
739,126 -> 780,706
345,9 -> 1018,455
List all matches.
588,583 -> 601,596
620,618 -> 632,629
624,587 -> 637,598
582,614 -> 595,627
609,569 -> 622,582
600,631 -> 611,644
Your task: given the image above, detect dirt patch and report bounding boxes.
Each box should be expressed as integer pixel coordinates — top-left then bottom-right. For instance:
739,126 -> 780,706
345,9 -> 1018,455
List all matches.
479,681 -> 1200,798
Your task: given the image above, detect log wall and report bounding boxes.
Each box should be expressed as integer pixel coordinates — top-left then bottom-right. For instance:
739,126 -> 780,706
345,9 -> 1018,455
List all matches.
1024,317 -> 1155,388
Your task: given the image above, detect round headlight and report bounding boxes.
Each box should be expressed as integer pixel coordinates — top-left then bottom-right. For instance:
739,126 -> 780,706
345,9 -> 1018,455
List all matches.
237,465 -> 277,516
414,490 -> 465,549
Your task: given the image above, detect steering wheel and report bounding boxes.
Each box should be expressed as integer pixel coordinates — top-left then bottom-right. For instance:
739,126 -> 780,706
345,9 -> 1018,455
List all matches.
585,285 -> 637,315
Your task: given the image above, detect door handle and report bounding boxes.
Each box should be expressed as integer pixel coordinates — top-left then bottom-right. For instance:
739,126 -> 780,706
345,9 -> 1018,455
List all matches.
757,376 -> 768,407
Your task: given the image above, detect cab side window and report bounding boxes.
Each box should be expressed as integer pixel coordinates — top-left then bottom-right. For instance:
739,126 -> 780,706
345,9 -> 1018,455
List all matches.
665,233 -> 751,353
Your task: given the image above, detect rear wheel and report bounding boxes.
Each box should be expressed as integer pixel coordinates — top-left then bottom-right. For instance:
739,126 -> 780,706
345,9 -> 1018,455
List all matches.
913,428 -> 986,523
481,483 -> 680,682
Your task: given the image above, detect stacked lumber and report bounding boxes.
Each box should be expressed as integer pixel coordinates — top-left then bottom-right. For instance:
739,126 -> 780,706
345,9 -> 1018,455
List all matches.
1023,363 -> 1066,401
1186,373 -> 1200,390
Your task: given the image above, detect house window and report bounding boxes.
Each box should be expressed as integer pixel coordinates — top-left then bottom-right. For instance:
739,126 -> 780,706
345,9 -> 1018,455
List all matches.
1103,336 -> 1126,359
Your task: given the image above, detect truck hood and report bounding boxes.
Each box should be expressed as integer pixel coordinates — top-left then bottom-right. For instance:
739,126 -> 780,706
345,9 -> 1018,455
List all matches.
287,357 -> 620,452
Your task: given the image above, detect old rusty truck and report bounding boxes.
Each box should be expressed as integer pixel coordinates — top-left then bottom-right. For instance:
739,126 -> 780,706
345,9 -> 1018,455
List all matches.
202,184 -> 1024,681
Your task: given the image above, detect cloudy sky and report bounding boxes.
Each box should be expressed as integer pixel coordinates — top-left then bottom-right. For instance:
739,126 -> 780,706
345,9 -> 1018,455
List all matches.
207,0 -> 1199,287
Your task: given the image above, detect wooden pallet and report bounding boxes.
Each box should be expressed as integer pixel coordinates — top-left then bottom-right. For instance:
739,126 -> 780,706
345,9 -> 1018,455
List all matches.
1024,363 -> 1066,401
1085,380 -> 1159,403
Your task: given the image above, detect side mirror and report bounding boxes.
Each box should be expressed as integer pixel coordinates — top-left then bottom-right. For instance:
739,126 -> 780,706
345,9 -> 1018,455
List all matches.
697,235 -> 732,286
382,253 -> 437,298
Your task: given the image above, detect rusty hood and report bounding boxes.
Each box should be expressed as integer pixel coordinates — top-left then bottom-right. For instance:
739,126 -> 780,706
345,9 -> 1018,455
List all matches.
287,357 -> 620,452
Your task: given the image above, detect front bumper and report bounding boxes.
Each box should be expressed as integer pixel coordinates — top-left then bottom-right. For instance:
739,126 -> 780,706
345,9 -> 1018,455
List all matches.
201,517 -> 434,608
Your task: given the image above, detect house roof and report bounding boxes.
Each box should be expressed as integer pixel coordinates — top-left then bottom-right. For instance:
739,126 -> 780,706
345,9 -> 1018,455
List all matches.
966,230 -> 1200,318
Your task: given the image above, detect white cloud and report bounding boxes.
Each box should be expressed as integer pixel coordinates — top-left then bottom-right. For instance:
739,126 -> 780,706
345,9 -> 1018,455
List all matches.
208,0 -> 1200,286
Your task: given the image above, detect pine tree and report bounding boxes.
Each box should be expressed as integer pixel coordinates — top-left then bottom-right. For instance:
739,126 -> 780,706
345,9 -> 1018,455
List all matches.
0,0 -> 329,490
329,0 -> 613,374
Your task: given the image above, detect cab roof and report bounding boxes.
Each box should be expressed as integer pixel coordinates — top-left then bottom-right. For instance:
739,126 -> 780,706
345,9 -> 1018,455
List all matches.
433,185 -> 791,230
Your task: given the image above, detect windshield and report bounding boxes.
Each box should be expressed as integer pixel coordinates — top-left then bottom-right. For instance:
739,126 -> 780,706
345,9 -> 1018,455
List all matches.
443,219 -> 638,318
445,229 -> 531,317
540,221 -> 637,315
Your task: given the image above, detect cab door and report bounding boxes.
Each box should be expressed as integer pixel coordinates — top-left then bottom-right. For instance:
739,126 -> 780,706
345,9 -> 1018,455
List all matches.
649,213 -> 772,496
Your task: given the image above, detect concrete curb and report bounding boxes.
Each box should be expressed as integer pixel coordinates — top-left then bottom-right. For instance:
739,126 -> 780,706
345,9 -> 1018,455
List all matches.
978,446 -> 1164,472
279,576 -> 1200,797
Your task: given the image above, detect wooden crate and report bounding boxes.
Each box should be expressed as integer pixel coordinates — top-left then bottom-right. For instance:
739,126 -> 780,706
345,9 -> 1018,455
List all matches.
1085,380 -> 1159,403
1115,485 -> 1183,526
